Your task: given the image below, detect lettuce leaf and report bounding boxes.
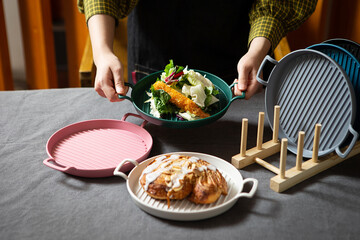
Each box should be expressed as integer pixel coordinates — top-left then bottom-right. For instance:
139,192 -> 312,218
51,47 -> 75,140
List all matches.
182,84 -> 207,108
185,69 -> 213,88
164,60 -> 174,76
150,86 -> 178,115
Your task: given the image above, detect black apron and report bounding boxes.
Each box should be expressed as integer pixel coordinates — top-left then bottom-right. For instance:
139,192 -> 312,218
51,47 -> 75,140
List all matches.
127,0 -> 254,84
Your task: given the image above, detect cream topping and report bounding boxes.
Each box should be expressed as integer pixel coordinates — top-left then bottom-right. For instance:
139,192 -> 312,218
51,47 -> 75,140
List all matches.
140,154 -> 217,191
188,157 -> 199,162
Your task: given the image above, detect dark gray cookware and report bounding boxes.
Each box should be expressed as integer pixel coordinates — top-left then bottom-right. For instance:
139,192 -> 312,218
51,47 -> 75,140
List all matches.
257,49 -> 358,158
323,38 -> 360,62
307,43 -> 360,134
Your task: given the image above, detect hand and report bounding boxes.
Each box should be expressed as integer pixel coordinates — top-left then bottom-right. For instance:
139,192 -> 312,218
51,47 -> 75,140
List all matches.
88,14 -> 128,102
234,51 -> 263,99
93,52 -> 128,102
234,37 -> 271,99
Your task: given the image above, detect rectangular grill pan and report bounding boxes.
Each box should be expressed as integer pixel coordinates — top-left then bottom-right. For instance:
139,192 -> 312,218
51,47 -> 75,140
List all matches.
257,49 -> 358,158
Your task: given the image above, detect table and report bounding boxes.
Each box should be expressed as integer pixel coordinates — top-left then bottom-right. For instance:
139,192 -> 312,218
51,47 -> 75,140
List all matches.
1,88 -> 359,240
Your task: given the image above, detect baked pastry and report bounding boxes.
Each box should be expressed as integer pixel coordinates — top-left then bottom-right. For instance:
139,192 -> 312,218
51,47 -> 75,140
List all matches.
139,154 -> 227,207
188,159 -> 228,204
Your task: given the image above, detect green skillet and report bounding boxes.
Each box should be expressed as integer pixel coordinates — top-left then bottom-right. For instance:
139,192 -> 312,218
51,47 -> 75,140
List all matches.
118,70 -> 245,128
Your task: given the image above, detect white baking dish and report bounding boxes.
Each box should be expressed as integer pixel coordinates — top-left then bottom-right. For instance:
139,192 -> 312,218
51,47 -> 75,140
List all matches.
114,152 -> 258,221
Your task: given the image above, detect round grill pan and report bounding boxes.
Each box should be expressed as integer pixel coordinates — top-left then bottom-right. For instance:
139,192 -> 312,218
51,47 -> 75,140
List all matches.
43,113 -> 153,177
257,49 -> 358,158
113,152 -> 258,221
307,43 -> 360,133
323,38 -> 360,62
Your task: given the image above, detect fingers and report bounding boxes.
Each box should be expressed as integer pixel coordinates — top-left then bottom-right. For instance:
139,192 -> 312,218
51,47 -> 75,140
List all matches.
233,78 -> 263,100
112,65 -> 129,98
234,65 -> 263,99
94,58 -> 129,102
233,79 -> 244,96
94,84 -> 106,98
237,65 -> 249,92
245,81 -> 263,99
234,61 -> 250,98
94,77 -> 124,103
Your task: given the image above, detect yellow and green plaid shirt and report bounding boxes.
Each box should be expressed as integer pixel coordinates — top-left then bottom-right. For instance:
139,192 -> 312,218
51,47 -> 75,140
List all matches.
77,0 -> 317,52
77,0 -> 138,23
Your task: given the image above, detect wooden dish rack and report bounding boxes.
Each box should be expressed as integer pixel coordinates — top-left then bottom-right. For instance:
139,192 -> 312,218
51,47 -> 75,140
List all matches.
232,105 -> 360,193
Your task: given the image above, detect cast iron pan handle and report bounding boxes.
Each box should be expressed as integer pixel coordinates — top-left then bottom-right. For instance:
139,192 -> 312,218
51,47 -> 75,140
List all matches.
257,55 -> 278,86
118,82 -> 134,101
229,82 -> 246,103
335,125 -> 359,158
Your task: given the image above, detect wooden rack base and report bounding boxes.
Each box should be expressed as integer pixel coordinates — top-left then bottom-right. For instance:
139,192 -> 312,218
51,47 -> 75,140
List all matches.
232,106 -> 360,193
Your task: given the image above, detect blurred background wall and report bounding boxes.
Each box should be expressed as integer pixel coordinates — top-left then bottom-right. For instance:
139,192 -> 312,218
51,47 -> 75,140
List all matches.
1,0 -> 87,90
287,0 -> 360,50
2,0 -> 26,89
1,0 -> 360,90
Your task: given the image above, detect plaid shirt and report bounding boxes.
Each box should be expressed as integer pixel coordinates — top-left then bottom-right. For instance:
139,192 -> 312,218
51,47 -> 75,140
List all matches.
77,0 -> 317,52
77,0 -> 138,22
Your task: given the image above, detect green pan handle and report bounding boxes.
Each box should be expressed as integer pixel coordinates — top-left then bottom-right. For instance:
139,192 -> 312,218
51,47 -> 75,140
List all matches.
229,82 -> 246,103
118,82 -> 134,101
335,125 -> 359,158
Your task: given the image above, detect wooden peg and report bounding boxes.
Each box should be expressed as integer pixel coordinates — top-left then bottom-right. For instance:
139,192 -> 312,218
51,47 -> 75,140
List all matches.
255,157 -> 280,174
271,141 -> 360,193
257,112 -> 265,150
312,124 -> 322,163
279,138 -> 288,179
240,118 -> 248,157
273,105 -> 280,143
296,131 -> 305,170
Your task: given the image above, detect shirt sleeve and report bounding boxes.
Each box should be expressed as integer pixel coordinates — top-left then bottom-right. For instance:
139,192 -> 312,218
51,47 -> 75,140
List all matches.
77,0 -> 138,24
248,0 -> 318,53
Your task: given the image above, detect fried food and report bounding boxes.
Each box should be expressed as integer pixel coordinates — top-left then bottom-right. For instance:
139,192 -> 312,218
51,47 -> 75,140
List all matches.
188,159 -> 228,204
152,81 -> 210,118
139,154 -> 227,207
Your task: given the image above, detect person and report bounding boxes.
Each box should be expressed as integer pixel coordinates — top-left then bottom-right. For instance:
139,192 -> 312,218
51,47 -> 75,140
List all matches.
78,0 -> 317,102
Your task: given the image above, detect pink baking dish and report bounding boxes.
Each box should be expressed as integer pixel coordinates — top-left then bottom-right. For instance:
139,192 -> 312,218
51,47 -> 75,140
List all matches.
43,113 -> 153,177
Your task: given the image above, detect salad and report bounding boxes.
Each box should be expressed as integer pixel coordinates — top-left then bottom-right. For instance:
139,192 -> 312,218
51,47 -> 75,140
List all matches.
145,60 -> 220,121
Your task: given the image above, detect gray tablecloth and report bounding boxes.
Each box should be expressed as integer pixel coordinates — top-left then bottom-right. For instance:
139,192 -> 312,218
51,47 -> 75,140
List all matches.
1,88 -> 359,240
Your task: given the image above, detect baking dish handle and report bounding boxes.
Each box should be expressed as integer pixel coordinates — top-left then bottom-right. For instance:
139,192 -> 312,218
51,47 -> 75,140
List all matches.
118,82 -> 134,101
113,158 -> 139,180
235,178 -> 258,199
121,113 -> 148,128
256,55 -> 278,86
229,82 -> 246,103
335,125 -> 359,158
43,158 -> 74,172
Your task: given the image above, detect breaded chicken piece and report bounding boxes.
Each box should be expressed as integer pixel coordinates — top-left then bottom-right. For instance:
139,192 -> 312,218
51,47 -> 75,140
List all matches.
153,81 -> 210,118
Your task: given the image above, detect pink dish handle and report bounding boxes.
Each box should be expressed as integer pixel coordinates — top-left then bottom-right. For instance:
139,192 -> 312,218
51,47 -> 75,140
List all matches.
121,113 -> 148,128
132,71 -> 137,84
43,158 -> 72,172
